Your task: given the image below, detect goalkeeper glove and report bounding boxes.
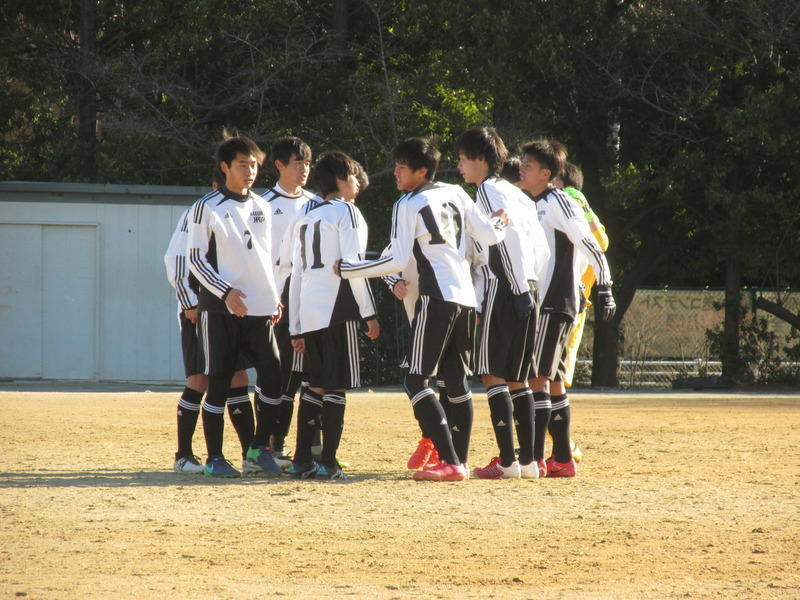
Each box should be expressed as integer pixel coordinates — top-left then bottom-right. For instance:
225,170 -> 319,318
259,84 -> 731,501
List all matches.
596,284 -> 616,320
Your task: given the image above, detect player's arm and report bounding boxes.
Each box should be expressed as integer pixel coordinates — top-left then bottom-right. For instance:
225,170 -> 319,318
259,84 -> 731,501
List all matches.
339,205 -> 379,330
338,198 -> 414,280
164,210 -> 198,311
186,200 -> 234,301
460,187 -> 506,248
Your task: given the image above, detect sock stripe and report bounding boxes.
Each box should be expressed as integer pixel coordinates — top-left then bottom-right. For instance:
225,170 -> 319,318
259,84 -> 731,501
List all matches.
301,391 -> 324,407
551,398 -> 570,411
487,384 -> 509,398
178,398 -> 201,412
510,388 -> 532,399
323,393 -> 346,405
202,402 -> 225,415
410,388 -> 434,406
447,391 -> 472,404
226,394 -> 250,405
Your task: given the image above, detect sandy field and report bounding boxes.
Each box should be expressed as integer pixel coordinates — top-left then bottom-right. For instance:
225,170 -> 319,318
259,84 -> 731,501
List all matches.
0,386 -> 798,600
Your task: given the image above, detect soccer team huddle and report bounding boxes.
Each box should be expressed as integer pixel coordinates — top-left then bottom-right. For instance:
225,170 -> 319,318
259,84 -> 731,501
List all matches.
164,128 -> 615,482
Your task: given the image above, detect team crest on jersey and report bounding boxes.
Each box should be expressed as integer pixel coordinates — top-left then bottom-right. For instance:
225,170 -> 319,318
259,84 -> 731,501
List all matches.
274,208 -> 283,215
224,212 -> 231,219
251,209 -> 265,223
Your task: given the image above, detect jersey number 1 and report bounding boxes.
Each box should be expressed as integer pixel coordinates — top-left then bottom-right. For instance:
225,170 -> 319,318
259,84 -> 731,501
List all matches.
299,220 -> 324,270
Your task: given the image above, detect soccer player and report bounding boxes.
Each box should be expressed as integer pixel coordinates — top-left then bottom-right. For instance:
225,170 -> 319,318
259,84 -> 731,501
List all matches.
288,151 -> 379,479
335,137 -> 508,482
456,127 -> 550,479
258,137 -> 315,467
518,140 -> 616,478
164,166 -> 252,473
187,135 -> 284,478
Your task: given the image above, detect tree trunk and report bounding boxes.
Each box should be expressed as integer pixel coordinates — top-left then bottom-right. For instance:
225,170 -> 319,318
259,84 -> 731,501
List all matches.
77,0 -> 97,180
591,312 -> 620,387
722,253 -> 743,380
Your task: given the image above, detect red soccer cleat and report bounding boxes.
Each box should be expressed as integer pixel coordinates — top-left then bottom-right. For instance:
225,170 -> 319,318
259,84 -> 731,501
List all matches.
545,457 -> 577,478
407,438 -> 435,470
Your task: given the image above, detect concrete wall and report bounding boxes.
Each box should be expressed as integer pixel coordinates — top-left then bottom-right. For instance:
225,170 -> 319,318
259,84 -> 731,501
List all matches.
0,181 -> 208,383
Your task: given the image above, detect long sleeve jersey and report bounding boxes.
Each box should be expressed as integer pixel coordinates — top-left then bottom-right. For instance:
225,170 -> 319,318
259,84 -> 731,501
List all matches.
186,187 -> 280,316
275,194 -> 323,296
164,207 -> 199,313
261,184 -> 316,282
289,199 -> 377,335
475,176 -> 550,293
535,187 -> 612,319
339,181 -> 506,308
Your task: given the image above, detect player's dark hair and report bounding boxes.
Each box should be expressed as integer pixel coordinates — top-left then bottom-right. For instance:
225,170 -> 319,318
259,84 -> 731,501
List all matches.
500,157 -> 522,183
312,151 -> 357,198
211,165 -> 226,189
520,139 -> 567,181
353,160 -> 369,193
561,162 -> 583,190
215,136 -> 265,168
270,136 -> 312,167
393,137 -> 440,181
456,127 -> 508,176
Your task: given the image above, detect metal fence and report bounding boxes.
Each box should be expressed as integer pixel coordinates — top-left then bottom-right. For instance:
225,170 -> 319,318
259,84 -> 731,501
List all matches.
359,286 -> 800,389
575,287 -> 800,388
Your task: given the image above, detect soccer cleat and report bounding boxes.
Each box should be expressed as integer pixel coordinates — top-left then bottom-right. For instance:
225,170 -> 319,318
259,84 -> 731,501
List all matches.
423,449 -> 441,470
310,446 -> 350,468
545,457 -> 577,478
203,456 -> 240,478
286,459 -> 318,479
571,440 -> 584,463
537,459 -> 548,478
519,460 -> 540,479
243,446 -> 283,476
461,463 -> 470,480
473,457 -> 521,479
174,454 -> 205,474
316,463 -> 348,480
269,449 -> 293,471
412,462 -> 467,482
407,438 -> 435,470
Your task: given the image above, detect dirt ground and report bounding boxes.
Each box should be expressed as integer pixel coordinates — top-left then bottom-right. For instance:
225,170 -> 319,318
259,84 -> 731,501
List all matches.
0,387 -> 798,600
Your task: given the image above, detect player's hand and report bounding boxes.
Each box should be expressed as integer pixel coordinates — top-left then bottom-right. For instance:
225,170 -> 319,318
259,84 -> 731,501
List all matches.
291,337 -> 306,354
225,289 -> 248,317
392,280 -> 410,300
365,318 -> 380,340
511,291 -> 533,320
491,208 -> 509,225
596,284 -> 616,320
270,303 -> 283,324
184,307 -> 199,324
476,312 -> 482,325
333,259 -> 342,276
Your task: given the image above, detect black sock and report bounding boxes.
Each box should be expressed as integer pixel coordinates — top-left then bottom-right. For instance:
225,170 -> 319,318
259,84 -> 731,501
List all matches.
176,387 -> 203,459
202,404 -> 225,459
226,386 -> 254,458
320,393 -> 346,467
511,387 -> 535,465
269,394 -> 295,453
487,384 -> 515,466
252,386 -> 281,448
533,391 -> 552,461
549,394 -> 572,462
447,392 -> 473,464
294,389 -> 323,463
437,380 -> 451,426
412,392 -> 459,465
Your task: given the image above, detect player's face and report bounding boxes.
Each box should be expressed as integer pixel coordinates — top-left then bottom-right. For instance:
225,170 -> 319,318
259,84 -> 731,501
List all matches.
519,156 -> 551,194
394,162 -> 428,191
338,173 -> 360,202
221,153 -> 259,193
457,152 -> 488,185
277,153 -> 311,189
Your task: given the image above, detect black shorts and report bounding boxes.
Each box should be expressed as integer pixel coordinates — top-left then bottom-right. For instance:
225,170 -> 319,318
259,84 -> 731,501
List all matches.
475,280 -> 539,382
198,312 -> 279,392
302,320 -> 361,390
533,311 -> 574,381
180,313 -> 251,378
407,295 -> 475,382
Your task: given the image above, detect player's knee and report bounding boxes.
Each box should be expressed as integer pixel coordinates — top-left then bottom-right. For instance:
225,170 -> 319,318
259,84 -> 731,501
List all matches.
443,374 -> 469,398
403,373 -> 429,398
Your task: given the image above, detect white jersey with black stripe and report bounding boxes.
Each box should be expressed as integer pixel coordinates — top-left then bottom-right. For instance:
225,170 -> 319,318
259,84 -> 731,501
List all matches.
536,187 -> 612,319
475,177 -> 550,293
164,207 -> 198,313
261,184 -> 315,276
186,187 -> 280,316
274,194 -> 323,295
339,181 -> 506,308
289,199 -> 377,335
